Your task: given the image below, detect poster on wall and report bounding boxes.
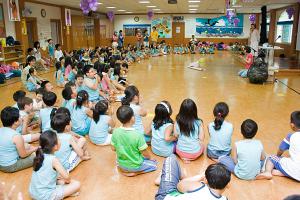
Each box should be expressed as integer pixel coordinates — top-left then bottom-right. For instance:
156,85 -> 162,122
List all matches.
151,17 -> 172,38
65,8 -> 71,26
7,0 -> 20,21
196,14 -> 244,37
0,4 -> 6,38
123,24 -> 151,36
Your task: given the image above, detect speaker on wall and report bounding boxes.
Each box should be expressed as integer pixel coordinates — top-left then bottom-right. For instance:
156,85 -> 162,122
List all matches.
260,5 -> 267,45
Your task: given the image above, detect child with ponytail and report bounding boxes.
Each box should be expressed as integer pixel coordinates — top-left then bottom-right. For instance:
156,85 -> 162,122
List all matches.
207,102 -> 233,161
71,90 -> 92,136
29,130 -> 80,200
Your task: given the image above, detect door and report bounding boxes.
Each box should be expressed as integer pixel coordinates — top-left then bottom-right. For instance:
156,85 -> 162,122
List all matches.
25,17 -> 38,47
172,22 -> 185,46
50,19 -> 62,45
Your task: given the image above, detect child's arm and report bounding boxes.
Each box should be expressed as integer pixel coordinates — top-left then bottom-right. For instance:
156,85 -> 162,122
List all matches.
232,143 -> 238,164
69,137 -> 84,158
145,122 -> 152,136
164,124 -> 177,142
52,157 -> 70,184
260,150 -> 266,161
199,123 -> 205,144
85,108 -> 93,118
141,149 -> 151,159
84,77 -> 99,90
13,135 -> 37,158
173,122 -> 179,137
108,116 -> 115,129
277,133 -> 292,156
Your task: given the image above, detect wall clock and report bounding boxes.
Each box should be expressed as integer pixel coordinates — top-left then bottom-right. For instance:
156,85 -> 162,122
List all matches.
41,9 -> 46,18
134,16 -> 139,22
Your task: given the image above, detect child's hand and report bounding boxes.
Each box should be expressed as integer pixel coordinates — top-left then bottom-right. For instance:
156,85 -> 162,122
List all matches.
0,182 -> 23,200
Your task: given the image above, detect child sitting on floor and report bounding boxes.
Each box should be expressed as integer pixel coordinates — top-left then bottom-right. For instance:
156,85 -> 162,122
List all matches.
257,111 -> 300,181
219,119 -> 266,180
55,62 -> 65,88
12,90 -> 26,109
155,154 -> 231,200
111,105 -> 157,177
29,130 -> 80,200
40,92 -> 57,132
207,102 -> 233,161
51,112 -> 90,172
0,107 -> 37,173
89,100 -> 115,145
75,74 -> 85,92
238,46 -> 253,78
174,99 -> 205,163
26,68 -> 42,92
83,65 -> 102,103
62,86 -> 76,114
146,101 -> 177,157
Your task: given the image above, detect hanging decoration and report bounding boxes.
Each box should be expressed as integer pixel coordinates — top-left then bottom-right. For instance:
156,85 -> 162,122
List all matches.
226,9 -> 235,21
80,0 -> 98,14
233,18 -> 240,27
286,7 -> 295,19
22,7 -> 32,17
147,11 -> 154,20
249,14 -> 256,23
107,11 -> 114,22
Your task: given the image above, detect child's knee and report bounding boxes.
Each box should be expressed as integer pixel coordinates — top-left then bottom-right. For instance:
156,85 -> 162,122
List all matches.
71,179 -> 81,190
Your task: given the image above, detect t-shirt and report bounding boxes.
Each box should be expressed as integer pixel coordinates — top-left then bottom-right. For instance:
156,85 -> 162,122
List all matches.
245,53 -> 254,69
0,127 -> 19,166
151,31 -> 159,42
111,127 -> 148,169
280,132 -> 300,181
151,122 -> 174,157
55,50 -> 64,62
207,121 -> 233,152
164,183 -> 227,200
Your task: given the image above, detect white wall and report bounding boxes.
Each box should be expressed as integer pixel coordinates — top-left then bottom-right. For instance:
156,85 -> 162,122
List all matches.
114,14 -> 251,38
24,2 -> 61,49
0,0 -> 16,38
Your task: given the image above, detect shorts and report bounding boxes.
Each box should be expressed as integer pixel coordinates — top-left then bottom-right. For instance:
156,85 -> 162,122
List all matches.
0,153 -> 35,173
207,148 -> 231,159
50,185 -> 64,200
176,146 -> 204,160
269,155 -> 291,178
66,151 -> 81,172
119,159 -> 157,173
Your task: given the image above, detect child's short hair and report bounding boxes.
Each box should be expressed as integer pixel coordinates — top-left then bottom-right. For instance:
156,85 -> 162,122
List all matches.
1,107 -> 19,127
56,107 -> 71,118
205,163 -> 231,190
65,82 -> 76,88
55,44 -> 61,49
116,105 -> 134,124
122,63 -> 128,69
284,195 -> 300,200
17,97 -> 33,110
27,48 -> 33,54
51,113 -> 71,133
241,119 -> 258,139
42,92 -> 57,107
62,87 -> 73,101
245,46 -> 251,54
13,90 -> 26,102
291,111 -> 300,129
35,87 -> 44,96
75,73 -> 84,80
40,80 -> 50,89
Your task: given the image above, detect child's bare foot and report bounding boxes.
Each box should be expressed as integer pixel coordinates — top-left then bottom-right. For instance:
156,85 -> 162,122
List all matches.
182,159 -> 191,164
256,172 -> 272,180
154,172 -> 162,186
272,169 -> 285,177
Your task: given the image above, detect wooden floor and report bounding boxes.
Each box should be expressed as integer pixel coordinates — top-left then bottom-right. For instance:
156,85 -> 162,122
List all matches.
1,51 -> 300,200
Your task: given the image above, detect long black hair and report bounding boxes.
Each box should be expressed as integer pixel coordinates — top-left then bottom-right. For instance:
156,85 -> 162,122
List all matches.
213,102 -> 229,131
27,67 -> 35,81
153,101 -> 173,130
121,85 -> 139,105
64,56 -> 73,68
93,100 -> 109,123
76,90 -> 89,109
176,99 -> 200,137
33,130 -> 58,171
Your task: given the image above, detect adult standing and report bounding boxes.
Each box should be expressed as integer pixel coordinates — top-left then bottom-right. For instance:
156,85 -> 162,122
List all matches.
118,30 -> 124,48
249,24 -> 260,56
136,29 -> 143,49
151,26 -> 159,46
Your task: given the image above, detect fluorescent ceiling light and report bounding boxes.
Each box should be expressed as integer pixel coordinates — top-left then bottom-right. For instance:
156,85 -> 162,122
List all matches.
189,8 -> 197,10
232,5 -> 242,8
189,11 -> 196,13
188,0 -> 200,3
106,7 -> 116,9
125,12 -> 133,13
139,1 -> 150,3
189,5 -> 199,7
147,5 -> 156,7
117,10 -> 126,11
153,8 -> 161,10
97,2 -> 102,4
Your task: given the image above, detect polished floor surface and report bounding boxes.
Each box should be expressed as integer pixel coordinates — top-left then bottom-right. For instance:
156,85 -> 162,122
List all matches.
1,51 -> 300,200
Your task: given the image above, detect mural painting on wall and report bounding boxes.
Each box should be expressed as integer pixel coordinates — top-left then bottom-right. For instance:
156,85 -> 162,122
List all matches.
65,8 -> 72,26
0,4 -> 6,37
196,14 -> 244,37
151,17 -> 172,38
8,0 -> 20,21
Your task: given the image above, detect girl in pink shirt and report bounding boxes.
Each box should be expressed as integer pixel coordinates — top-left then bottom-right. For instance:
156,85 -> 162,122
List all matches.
238,46 -> 254,78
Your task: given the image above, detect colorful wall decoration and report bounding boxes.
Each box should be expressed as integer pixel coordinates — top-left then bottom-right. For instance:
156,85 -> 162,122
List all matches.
151,17 -> 172,38
196,14 -> 244,37
123,24 -> 151,36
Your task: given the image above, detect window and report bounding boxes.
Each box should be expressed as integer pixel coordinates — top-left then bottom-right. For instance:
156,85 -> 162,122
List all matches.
276,11 -> 293,43
267,13 -> 270,38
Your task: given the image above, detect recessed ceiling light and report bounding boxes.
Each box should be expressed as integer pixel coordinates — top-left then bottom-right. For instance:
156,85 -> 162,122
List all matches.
117,10 -> 126,11
189,11 -> 196,13
232,5 -> 242,8
147,5 -> 157,8
188,0 -> 200,2
189,5 -> 199,7
97,2 -> 102,4
153,8 -> 161,10
125,12 -> 133,13
189,8 -> 197,10
139,1 -> 150,3
106,7 -> 116,9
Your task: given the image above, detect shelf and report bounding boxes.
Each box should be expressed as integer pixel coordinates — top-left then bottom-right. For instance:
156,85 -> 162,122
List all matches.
3,52 -> 20,55
2,45 -> 23,48
3,56 -> 24,62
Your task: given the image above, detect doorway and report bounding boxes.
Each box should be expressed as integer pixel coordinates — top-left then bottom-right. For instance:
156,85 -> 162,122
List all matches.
172,22 -> 185,46
25,17 -> 38,48
50,19 -> 62,45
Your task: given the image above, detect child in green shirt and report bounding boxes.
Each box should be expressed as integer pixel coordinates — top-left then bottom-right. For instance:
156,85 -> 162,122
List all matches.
111,105 -> 157,177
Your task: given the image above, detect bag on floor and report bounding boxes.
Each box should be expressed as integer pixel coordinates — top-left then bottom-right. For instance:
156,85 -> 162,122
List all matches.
247,59 -> 268,84
0,73 -> 5,84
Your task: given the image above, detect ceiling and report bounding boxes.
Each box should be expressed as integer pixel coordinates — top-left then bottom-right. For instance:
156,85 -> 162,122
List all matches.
37,0 -> 299,14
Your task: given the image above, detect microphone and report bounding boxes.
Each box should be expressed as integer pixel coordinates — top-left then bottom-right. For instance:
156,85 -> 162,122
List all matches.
275,35 -> 281,42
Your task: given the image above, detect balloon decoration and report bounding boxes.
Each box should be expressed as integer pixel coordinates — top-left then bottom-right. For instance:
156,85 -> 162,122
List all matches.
147,11 -> 154,20
226,9 -> 235,21
80,0 -> 98,14
233,18 -> 240,27
249,14 -> 256,24
286,7 -> 295,19
107,11 -> 114,22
